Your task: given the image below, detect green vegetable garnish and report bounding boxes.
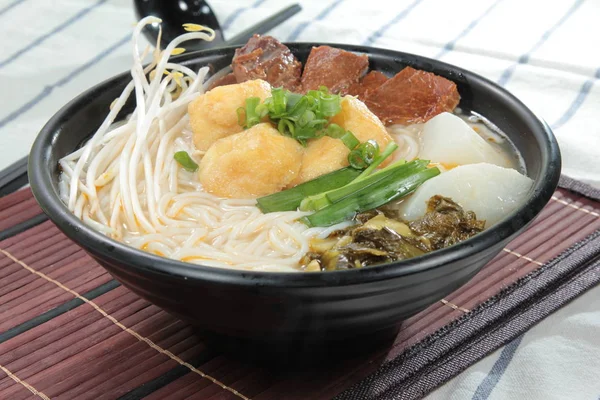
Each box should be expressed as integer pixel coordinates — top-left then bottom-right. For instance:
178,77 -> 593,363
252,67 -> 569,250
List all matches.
318,90 -> 342,116
299,142 -> 399,211
256,167 -> 362,213
237,97 -> 262,129
271,86 -> 288,116
325,123 -> 360,150
355,141 -> 399,181
238,86 -> 388,176
324,159 -> 424,206
348,140 -> 380,169
239,86 -> 359,149
174,151 -> 199,172
300,161 -> 440,227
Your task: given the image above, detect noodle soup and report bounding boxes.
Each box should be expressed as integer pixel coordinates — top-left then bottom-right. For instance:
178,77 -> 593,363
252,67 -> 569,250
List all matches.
58,18 -> 532,272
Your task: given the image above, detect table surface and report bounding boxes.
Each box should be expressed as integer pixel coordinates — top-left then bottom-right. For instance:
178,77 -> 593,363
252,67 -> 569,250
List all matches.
0,0 -> 599,399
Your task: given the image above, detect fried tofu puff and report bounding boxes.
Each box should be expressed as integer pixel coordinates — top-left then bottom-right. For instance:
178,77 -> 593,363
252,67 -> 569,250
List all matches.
188,79 -> 271,151
292,96 -> 395,185
199,123 -> 303,199
290,136 -> 349,185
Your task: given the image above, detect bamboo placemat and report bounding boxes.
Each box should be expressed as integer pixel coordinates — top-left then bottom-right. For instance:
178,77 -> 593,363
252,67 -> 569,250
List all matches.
0,183 -> 599,400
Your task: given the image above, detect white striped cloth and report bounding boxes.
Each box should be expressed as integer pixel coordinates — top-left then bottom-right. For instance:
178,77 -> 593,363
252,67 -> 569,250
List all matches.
1,1 -> 599,398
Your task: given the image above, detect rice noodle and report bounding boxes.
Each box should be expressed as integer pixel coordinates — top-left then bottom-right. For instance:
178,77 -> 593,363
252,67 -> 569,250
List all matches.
387,124 -> 422,162
385,115 -> 515,168
58,18 -> 350,272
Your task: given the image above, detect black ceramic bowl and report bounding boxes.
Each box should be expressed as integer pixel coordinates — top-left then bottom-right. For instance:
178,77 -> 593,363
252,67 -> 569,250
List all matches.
29,44 -> 561,347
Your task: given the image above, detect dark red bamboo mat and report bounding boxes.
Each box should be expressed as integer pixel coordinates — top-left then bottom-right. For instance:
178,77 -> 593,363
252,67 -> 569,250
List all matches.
0,184 -> 599,400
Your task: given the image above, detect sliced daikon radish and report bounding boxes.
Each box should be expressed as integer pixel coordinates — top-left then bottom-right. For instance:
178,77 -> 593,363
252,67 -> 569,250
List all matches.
419,112 -> 511,168
397,163 -> 533,227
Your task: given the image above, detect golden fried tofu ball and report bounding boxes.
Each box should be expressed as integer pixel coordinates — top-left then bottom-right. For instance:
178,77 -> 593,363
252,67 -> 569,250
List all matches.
189,79 -> 271,151
199,123 -> 303,199
291,136 -> 349,186
292,96 -> 395,186
329,96 -> 395,158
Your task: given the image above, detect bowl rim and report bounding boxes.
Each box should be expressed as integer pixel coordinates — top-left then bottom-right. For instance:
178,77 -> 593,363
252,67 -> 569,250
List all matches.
28,42 -> 561,288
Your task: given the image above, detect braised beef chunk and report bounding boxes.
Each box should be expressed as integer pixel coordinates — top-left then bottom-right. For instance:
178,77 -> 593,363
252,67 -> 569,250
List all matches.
301,46 -> 369,94
346,70 -> 389,99
364,66 -> 460,125
232,35 -> 301,91
207,72 -> 238,90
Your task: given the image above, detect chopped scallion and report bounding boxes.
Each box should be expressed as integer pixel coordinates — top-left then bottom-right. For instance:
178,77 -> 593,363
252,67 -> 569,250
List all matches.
301,163 -> 440,227
300,158 -> 412,212
355,142 -> 399,181
237,86 -> 392,168
256,167 -> 362,212
240,86 -> 355,148
319,94 -> 342,116
270,87 -> 287,116
244,97 -> 261,129
174,151 -> 199,172
348,140 -> 380,169
325,124 -> 360,150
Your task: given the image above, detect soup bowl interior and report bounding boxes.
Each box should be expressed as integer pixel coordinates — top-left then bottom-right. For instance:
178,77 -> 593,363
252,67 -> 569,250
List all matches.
29,44 -> 561,346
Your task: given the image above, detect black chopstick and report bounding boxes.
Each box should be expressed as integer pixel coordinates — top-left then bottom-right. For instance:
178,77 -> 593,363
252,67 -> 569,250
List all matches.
0,4 -> 302,197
